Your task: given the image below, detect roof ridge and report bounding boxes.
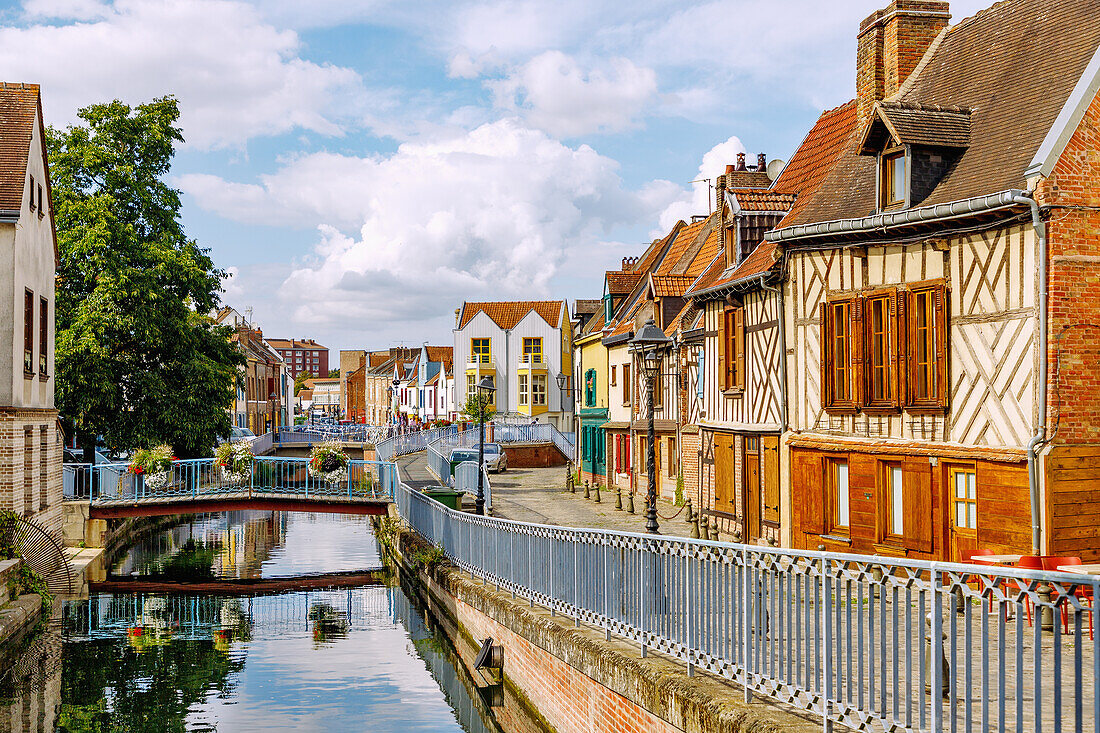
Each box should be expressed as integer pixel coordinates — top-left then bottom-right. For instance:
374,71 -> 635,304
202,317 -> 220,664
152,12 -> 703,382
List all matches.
947,0 -> 1024,34
878,100 -> 970,114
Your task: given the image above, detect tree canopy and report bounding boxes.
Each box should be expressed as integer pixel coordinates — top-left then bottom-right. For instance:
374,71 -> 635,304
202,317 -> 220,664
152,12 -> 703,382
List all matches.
294,371 -> 314,395
49,97 -> 242,458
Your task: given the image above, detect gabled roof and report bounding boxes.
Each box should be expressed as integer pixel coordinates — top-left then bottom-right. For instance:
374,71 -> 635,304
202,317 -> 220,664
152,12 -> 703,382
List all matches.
606,271 -> 642,295
0,82 -> 41,212
424,345 -> 453,372
655,217 -> 708,275
783,0 -> 1100,228
457,301 -> 564,330
772,99 -> 860,225
267,338 -> 328,350
650,274 -> 696,297
729,190 -> 799,213
858,101 -> 971,153
572,299 -> 600,317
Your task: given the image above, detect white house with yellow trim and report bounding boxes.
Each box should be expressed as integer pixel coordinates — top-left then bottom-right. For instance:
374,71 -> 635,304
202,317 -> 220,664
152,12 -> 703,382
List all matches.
452,301 -> 573,429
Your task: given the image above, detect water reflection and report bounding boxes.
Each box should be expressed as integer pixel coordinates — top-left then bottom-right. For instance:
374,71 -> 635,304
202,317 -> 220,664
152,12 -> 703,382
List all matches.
1,514 -> 505,733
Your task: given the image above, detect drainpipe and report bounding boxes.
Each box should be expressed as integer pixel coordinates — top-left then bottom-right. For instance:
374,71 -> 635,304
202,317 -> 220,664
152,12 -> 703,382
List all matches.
757,275 -> 789,432
1013,193 -> 1048,556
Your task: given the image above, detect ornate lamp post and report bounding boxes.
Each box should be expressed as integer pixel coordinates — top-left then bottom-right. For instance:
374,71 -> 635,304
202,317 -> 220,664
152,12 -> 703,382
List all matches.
556,372 -> 577,493
475,376 -> 496,515
268,391 -> 277,434
630,318 -> 672,534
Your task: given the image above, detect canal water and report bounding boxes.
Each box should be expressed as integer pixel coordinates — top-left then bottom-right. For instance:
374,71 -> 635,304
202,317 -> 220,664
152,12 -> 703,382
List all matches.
1,512 -> 506,732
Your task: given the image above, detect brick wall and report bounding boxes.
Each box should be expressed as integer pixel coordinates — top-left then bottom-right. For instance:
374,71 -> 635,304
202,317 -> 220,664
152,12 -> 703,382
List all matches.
503,444 -> 568,468
680,429 -> 700,507
0,408 -> 62,536
1038,88 -> 1100,444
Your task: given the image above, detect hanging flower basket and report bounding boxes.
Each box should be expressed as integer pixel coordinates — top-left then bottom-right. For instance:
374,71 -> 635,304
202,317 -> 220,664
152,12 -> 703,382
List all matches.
216,440 -> 255,485
308,441 -> 348,483
130,445 -> 176,492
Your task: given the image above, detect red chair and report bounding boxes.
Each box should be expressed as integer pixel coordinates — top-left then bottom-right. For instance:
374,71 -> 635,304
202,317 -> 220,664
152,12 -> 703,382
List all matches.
1014,555 -> 1045,627
967,549 -> 997,612
1042,556 -> 1094,638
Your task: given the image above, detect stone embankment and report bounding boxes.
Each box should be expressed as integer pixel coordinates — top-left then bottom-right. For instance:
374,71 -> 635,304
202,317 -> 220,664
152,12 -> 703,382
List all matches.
378,513 -> 820,733
0,559 -> 42,648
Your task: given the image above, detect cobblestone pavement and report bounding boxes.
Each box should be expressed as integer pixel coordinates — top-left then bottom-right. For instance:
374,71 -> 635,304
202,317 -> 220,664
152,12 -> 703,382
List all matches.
397,452 -> 701,538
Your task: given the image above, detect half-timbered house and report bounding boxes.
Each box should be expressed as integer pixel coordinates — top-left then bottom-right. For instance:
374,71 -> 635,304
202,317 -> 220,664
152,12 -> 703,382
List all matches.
771,0 -> 1100,560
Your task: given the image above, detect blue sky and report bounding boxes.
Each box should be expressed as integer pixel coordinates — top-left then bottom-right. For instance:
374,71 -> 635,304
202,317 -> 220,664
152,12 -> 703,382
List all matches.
0,0 -> 988,351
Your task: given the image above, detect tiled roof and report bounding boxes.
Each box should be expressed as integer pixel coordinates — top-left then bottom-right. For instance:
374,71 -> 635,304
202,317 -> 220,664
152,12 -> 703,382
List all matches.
687,240 -> 780,297
655,218 -> 707,275
0,83 -> 40,212
267,338 -> 328,350
724,170 -> 772,189
784,0 -> 1100,227
606,271 -> 642,294
572,299 -> 600,316
458,301 -> 563,330
425,345 -> 453,372
650,274 -> 696,297
772,99 -> 859,225
635,223 -> 682,273
861,102 -> 971,151
729,190 -> 799,212
369,351 -> 391,368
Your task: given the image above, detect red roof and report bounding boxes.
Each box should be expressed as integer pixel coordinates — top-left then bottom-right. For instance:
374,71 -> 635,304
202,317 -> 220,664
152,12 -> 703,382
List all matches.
458,301 -> 564,330
606,271 -> 642,294
772,99 -> 859,225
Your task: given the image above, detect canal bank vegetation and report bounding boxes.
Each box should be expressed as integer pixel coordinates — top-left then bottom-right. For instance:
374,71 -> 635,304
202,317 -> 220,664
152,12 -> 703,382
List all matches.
0,510 -> 53,616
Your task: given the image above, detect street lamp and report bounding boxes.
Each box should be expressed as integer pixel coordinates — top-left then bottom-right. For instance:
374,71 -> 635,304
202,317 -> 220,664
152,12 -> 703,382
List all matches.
268,391 -> 278,435
475,375 -> 496,516
630,318 -> 672,534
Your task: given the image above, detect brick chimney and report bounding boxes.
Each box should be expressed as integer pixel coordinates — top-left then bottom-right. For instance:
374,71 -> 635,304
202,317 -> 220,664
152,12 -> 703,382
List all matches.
857,1 -> 950,124
756,153 -> 767,172
735,152 -> 747,171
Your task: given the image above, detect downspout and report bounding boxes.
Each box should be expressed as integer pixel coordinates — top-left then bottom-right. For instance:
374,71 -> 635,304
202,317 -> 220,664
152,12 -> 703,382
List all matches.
757,275 -> 789,431
1013,193 -> 1048,556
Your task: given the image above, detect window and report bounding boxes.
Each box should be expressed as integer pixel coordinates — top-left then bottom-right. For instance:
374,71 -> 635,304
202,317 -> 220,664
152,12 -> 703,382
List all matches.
37,183 -> 43,216
38,297 -> 48,376
696,349 -> 705,399
880,149 -> 906,208
638,436 -> 647,473
610,365 -> 617,385
29,175 -> 35,211
584,368 -> 596,407
905,284 -> 948,409
666,437 -> 676,478
532,374 -> 547,406
23,289 -> 34,375
467,373 -> 477,400
951,466 -> 977,533
719,306 -> 745,391
821,298 -> 857,410
864,291 -> 897,408
518,373 -> 529,405
622,364 -> 630,405
881,462 -> 904,540
826,458 -> 850,534
522,337 -> 542,363
39,426 -> 48,510
471,338 -> 491,364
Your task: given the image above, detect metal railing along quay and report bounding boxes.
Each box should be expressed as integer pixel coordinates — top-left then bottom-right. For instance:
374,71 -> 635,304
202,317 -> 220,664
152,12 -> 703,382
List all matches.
395,479 -> 1100,733
83,457 -> 398,505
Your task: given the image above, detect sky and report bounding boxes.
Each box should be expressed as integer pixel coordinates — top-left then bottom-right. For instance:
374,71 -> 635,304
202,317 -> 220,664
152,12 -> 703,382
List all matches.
0,0 -> 989,352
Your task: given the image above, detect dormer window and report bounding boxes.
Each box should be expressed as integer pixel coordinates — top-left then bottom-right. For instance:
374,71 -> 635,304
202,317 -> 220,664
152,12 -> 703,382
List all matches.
880,147 -> 907,209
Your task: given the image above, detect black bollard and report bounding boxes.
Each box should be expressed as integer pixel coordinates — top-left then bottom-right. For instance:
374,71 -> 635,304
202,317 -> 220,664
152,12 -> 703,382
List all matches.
615,485 -> 623,510
583,480 -> 590,499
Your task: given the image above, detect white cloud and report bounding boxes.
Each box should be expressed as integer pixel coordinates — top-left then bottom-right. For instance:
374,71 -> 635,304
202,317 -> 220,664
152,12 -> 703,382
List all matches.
183,119 -> 683,341
655,134 -> 745,233
2,0 -> 367,148
489,51 -> 658,138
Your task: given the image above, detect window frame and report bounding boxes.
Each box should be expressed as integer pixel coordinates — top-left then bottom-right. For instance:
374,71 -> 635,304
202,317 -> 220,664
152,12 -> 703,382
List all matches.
879,145 -> 908,210
532,373 -> 547,406
28,175 -> 35,211
471,338 -> 491,364
518,373 -> 529,406
904,281 -> 949,411
878,460 -> 905,544
38,296 -> 48,377
610,365 -> 616,386
522,337 -> 543,364
949,464 -> 978,536
719,305 -> 745,393
863,288 -> 900,411
621,363 -> 630,405
821,296 -> 859,412
23,289 -> 34,377
825,457 -> 850,537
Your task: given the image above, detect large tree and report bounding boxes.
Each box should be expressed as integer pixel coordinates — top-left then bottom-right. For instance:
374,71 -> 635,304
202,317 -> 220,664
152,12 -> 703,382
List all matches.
49,97 -> 242,459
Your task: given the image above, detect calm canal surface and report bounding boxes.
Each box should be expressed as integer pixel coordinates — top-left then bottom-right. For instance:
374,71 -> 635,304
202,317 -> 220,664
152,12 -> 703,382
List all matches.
2,512 -> 504,733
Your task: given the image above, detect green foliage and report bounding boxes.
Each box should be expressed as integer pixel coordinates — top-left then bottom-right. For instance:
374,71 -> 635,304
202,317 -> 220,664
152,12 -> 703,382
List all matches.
150,539 -> 218,580
128,444 -> 174,475
327,368 -> 340,378
411,544 -> 447,572
48,96 -> 243,459
294,371 -> 314,395
674,472 -> 685,506
461,394 -> 495,423
0,510 -> 54,613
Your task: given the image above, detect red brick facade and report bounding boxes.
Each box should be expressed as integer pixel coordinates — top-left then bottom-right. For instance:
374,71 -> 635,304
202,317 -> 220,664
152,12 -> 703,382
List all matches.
0,408 -> 62,533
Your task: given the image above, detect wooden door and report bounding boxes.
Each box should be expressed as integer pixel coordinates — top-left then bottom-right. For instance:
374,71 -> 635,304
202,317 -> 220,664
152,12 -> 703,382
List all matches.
743,436 -> 761,542
948,464 -> 978,562
761,435 -> 780,526
714,434 -> 736,513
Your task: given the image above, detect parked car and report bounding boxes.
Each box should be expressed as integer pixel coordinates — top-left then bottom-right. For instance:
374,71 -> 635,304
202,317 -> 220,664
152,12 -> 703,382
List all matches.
483,443 -> 507,473
216,427 -> 258,447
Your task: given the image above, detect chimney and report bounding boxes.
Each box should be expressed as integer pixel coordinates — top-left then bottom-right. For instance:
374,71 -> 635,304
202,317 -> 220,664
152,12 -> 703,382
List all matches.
857,1 -> 950,124
735,153 -> 747,171
757,153 -> 767,172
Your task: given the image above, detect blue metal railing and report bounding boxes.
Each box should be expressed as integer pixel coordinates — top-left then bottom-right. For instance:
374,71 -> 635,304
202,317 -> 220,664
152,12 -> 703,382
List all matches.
86,457 -> 398,505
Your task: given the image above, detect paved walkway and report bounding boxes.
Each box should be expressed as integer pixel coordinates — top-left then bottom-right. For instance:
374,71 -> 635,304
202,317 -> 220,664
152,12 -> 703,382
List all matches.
398,452 -> 701,538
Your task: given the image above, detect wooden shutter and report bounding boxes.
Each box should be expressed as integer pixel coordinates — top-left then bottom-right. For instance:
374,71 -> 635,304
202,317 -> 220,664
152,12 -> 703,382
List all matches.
934,284 -> 948,408
819,302 -> 831,407
850,296 -> 865,406
796,452 -> 826,535
898,289 -> 910,407
718,308 -> 728,391
888,290 -> 900,408
734,307 -> 745,390
902,457 -> 933,553
762,435 -> 780,524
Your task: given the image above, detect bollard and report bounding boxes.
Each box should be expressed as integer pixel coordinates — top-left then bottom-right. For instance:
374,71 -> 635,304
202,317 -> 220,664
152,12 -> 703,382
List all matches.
870,554 -> 883,602
583,480 -> 590,499
685,498 -> 693,523
594,482 -> 601,503
690,511 -> 701,539
925,612 -> 950,697
627,491 -> 635,514
615,486 -> 623,511
567,464 -> 575,494
709,518 -> 720,542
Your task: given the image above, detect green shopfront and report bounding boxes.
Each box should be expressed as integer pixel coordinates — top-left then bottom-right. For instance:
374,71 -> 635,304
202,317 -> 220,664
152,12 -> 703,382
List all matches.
579,407 -> 607,485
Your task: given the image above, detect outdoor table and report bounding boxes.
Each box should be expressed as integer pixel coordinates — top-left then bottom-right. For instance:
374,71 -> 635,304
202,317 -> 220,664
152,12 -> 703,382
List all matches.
1056,563 -> 1100,575
970,554 -> 1023,565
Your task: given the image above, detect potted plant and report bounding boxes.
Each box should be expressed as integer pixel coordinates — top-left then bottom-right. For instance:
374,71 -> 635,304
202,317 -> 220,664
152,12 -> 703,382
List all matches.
216,440 -> 255,485
129,445 -> 175,492
308,441 -> 349,484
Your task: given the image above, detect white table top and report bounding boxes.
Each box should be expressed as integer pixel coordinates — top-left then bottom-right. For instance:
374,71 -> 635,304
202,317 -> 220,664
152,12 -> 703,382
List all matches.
1056,563 -> 1100,575
970,554 -> 1023,565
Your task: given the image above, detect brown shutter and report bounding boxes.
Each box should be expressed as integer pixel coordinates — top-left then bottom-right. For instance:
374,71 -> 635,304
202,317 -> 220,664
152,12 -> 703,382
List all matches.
819,302 -> 830,407
902,457 -> 934,553
888,290 -> 900,408
718,308 -> 728,391
934,284 -> 948,408
797,452 -> 826,535
762,435 -> 780,524
734,307 -> 745,390
850,296 -> 865,406
899,289 -> 911,407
